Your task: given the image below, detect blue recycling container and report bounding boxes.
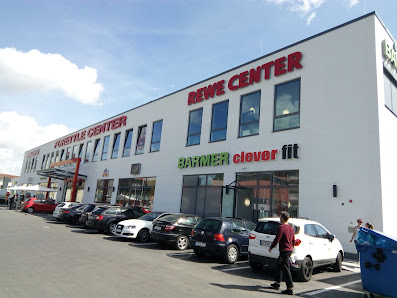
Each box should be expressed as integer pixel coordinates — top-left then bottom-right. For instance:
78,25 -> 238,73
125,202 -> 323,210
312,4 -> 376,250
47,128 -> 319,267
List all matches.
356,228 -> 397,298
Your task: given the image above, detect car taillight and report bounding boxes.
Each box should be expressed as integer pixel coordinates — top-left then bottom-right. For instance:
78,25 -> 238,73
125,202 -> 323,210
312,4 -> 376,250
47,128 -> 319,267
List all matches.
214,233 -> 225,242
165,225 -> 175,231
96,215 -> 104,221
249,233 -> 257,239
294,239 -> 302,246
63,210 -> 69,213
191,230 -> 195,236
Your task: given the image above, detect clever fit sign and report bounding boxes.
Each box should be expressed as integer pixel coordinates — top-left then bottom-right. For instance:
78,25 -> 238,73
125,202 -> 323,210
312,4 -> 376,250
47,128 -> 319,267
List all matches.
178,144 -> 299,169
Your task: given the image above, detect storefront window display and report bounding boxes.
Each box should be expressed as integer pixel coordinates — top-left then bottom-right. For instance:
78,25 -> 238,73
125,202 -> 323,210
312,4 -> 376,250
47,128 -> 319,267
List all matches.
235,170 -> 299,222
65,180 -> 85,203
116,177 -> 155,210
95,179 -> 113,204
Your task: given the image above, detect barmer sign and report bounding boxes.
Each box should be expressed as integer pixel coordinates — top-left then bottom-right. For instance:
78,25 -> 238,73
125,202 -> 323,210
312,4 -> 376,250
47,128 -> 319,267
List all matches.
177,144 -> 299,169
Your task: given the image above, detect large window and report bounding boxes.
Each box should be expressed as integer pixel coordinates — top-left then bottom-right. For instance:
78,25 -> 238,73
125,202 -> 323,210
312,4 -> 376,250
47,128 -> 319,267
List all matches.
92,139 -> 101,162
111,133 -> 121,159
181,174 -> 224,217
84,141 -> 92,163
384,70 -> 397,116
274,78 -> 301,131
210,100 -> 228,142
72,145 -> 78,159
66,147 -> 71,160
95,179 -> 113,204
78,144 -> 84,159
239,91 -> 260,137
116,177 -> 156,210
123,129 -> 133,157
101,136 -> 110,160
150,120 -> 163,152
135,125 -> 147,155
187,108 -> 203,146
235,170 -> 299,222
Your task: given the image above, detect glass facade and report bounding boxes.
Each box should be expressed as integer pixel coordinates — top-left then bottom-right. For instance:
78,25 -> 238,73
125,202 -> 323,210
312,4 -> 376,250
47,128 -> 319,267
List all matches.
384,70 -> 397,116
116,177 -> 156,210
235,171 -> 299,222
95,179 -> 113,204
181,174 -> 224,217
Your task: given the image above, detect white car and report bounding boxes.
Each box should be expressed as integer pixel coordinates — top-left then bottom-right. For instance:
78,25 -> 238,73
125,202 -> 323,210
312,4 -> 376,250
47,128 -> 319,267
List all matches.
113,212 -> 171,242
248,217 -> 344,281
52,202 -> 82,219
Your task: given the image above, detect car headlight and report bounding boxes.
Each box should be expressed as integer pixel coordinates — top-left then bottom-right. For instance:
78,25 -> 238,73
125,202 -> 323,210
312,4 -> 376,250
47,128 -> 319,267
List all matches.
126,225 -> 136,229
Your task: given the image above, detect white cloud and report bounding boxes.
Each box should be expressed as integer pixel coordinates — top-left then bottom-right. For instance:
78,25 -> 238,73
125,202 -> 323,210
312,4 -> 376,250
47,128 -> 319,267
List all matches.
0,111 -> 71,175
307,11 -> 317,24
347,0 -> 359,8
0,48 -> 104,105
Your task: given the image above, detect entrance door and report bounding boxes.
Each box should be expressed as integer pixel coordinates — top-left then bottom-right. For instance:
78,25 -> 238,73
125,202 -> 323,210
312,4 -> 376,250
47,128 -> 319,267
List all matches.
235,187 -> 255,222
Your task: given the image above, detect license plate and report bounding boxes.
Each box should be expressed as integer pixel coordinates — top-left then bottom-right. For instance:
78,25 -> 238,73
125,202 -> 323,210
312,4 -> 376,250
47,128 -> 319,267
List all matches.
154,226 -> 162,231
195,241 -> 206,247
260,240 -> 272,247
116,228 -> 122,232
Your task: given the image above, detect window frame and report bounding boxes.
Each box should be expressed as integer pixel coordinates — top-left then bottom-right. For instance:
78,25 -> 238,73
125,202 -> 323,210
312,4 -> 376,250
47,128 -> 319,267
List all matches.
238,90 -> 261,138
111,133 -> 121,159
150,120 -> 163,152
273,78 -> 301,132
186,108 -> 203,146
210,100 -> 229,143
101,135 -> 110,160
135,125 -> 147,155
122,129 -> 133,157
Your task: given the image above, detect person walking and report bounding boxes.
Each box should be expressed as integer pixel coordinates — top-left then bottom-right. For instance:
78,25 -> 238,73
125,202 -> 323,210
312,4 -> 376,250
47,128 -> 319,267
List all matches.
8,195 -> 14,210
350,218 -> 363,243
268,211 -> 295,296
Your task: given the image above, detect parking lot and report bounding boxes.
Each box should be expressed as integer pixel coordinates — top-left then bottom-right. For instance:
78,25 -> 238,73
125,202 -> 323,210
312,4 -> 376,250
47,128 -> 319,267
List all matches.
0,207 -> 364,298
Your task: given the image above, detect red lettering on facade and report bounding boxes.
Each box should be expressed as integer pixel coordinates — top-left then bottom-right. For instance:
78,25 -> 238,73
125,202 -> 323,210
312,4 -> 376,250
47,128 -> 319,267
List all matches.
287,52 -> 303,71
274,56 -> 287,76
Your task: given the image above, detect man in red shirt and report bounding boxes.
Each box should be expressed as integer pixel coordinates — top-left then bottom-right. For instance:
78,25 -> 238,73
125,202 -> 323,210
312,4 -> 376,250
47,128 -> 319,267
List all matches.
268,211 -> 295,295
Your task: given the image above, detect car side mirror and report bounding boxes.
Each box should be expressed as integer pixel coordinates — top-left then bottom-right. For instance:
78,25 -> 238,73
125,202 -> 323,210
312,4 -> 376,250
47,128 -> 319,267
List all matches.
328,234 -> 335,242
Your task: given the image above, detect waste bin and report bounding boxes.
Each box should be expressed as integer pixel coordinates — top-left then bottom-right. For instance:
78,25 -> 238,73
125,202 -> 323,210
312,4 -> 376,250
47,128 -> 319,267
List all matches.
356,227 -> 397,298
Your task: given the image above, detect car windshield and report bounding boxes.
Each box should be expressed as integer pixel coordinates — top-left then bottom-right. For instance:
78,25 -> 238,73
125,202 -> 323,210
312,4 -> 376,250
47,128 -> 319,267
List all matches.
255,221 -> 299,235
138,212 -> 163,221
157,214 -> 183,223
92,207 -> 109,215
195,219 -> 222,231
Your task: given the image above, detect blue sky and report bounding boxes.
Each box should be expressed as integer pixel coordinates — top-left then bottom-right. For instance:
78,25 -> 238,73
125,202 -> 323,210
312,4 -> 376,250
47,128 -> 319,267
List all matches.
0,0 -> 396,175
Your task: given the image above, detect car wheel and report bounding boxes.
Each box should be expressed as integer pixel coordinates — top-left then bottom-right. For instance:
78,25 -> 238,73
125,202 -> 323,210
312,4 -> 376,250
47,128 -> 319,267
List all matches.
297,257 -> 313,282
194,249 -> 204,257
175,235 -> 189,250
224,244 -> 239,264
249,260 -> 263,272
108,222 -> 117,234
332,252 -> 343,272
137,228 -> 150,242
27,207 -> 34,214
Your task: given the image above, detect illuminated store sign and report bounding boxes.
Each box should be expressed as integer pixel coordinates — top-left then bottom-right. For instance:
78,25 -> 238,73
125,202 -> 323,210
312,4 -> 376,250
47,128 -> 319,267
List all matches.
54,116 -> 127,149
178,144 -> 299,169
187,52 -> 303,105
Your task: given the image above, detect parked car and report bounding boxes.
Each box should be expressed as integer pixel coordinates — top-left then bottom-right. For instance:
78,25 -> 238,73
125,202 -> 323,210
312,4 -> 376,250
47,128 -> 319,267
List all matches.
56,204 -> 96,224
21,198 -> 57,213
79,204 -> 112,227
113,212 -> 171,242
248,217 -> 344,281
190,217 -> 256,264
86,206 -> 147,233
53,202 -> 82,220
151,213 -> 201,250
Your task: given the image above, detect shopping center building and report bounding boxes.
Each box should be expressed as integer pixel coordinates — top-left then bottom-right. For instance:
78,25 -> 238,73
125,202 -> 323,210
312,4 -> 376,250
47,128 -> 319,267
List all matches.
18,12 -> 397,253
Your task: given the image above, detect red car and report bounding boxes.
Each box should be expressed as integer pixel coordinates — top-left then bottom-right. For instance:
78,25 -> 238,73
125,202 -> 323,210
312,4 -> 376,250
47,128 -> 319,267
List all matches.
22,197 -> 58,213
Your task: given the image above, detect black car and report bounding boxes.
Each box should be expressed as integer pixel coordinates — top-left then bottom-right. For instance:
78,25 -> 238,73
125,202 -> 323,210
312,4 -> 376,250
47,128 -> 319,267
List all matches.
151,213 -> 202,250
190,217 -> 256,264
59,204 -> 96,224
79,204 -> 112,227
86,206 -> 147,233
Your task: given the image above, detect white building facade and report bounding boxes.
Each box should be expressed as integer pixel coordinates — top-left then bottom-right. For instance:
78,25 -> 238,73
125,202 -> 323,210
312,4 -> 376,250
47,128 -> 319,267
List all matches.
18,13 -> 397,254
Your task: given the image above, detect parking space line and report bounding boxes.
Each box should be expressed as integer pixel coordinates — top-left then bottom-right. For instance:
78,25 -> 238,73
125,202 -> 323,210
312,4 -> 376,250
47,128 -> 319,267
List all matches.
305,280 -> 361,296
220,266 -> 251,272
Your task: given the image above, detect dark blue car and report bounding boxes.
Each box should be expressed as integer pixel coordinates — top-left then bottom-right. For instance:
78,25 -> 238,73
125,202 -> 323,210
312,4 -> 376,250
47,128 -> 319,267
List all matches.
189,217 -> 256,264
